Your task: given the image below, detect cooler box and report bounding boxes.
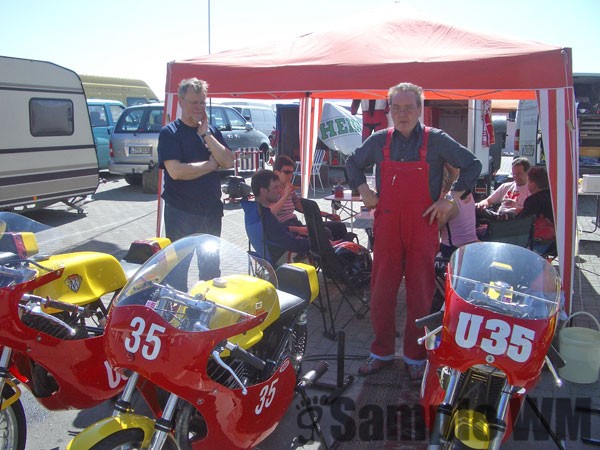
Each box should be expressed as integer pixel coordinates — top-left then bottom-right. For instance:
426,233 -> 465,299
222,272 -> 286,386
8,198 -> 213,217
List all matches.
581,174 -> 600,193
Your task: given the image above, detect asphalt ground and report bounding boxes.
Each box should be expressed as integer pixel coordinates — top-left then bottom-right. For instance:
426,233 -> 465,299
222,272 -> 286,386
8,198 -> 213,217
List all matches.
15,172 -> 600,449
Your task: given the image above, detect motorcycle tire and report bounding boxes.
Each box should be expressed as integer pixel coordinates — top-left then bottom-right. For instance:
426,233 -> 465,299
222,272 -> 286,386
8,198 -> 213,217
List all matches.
174,401 -> 206,450
0,385 -> 26,450
89,429 -> 178,450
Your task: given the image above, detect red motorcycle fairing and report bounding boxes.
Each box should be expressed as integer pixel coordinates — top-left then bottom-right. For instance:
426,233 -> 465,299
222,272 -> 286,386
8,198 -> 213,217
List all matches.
190,361 -> 297,449
430,287 -> 557,388
106,304 -> 297,449
0,270 -> 127,410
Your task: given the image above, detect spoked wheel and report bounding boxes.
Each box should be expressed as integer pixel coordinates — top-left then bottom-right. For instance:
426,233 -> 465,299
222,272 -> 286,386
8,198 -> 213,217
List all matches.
89,429 -> 178,450
0,385 -> 26,450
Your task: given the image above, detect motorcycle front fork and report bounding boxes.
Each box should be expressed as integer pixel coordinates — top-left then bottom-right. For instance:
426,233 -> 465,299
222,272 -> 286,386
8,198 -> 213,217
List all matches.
113,371 -> 179,450
0,347 -> 13,400
428,367 -> 512,450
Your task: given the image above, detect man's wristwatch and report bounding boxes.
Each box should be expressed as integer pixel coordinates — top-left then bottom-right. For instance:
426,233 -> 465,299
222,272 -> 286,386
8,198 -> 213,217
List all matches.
445,193 -> 457,206
201,130 -> 211,138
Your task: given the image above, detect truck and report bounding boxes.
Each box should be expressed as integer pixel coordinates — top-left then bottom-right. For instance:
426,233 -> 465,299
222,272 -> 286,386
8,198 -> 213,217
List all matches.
0,56 -> 99,212
79,75 -> 159,107
514,74 -> 600,174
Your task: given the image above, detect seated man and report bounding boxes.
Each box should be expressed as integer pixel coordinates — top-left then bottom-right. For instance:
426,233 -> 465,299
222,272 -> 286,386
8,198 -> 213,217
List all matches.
476,157 -> 531,222
517,166 -> 555,254
270,155 -> 348,241
251,169 -> 310,266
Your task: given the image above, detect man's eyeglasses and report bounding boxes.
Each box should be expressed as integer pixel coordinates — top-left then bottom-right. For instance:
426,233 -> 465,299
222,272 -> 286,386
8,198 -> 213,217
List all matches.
280,170 -> 294,175
390,105 -> 417,114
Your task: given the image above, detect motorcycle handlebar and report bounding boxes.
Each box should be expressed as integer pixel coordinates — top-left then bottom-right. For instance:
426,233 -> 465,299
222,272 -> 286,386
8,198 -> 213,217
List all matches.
225,342 -> 267,371
415,310 -> 444,329
21,293 -> 89,316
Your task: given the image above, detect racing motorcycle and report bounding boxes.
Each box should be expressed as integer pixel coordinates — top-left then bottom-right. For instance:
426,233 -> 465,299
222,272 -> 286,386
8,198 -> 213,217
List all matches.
68,233 -> 321,450
417,241 -> 563,449
0,212 -> 169,450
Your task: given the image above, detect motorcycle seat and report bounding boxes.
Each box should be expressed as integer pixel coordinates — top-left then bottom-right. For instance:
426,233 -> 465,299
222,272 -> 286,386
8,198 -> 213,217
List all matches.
277,290 -> 309,317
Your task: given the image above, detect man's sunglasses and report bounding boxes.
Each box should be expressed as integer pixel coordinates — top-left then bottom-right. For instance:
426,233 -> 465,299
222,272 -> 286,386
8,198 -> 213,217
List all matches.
280,170 -> 294,175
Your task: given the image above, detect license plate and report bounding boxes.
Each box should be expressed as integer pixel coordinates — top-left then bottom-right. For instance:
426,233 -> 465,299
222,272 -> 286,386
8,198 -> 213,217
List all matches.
129,146 -> 152,155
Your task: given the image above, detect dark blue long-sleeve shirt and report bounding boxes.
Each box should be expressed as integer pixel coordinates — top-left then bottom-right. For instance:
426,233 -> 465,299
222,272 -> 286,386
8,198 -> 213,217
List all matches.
346,123 -> 482,202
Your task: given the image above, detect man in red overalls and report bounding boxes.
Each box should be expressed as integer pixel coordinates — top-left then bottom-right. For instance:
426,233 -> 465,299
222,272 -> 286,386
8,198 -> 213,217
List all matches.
346,83 -> 482,380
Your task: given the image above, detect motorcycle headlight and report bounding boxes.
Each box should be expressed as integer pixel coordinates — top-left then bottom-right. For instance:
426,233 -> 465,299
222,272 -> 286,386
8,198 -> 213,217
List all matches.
453,409 -> 490,449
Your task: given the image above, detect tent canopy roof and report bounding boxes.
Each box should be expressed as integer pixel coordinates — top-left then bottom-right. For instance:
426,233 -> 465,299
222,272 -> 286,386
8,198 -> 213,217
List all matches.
166,8 -> 571,100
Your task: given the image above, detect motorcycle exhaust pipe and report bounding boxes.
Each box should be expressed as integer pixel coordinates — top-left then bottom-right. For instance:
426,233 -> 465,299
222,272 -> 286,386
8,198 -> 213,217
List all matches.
297,361 -> 329,389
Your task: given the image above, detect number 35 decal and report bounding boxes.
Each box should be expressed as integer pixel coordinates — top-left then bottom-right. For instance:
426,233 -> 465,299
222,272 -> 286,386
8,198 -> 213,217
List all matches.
124,317 -> 166,361
255,379 -> 279,415
455,312 -> 535,363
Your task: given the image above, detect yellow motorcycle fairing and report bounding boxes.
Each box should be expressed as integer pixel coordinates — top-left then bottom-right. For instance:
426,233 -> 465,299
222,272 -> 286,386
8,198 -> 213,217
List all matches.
184,262 -> 318,352
33,252 -> 127,311
66,414 -> 155,450
190,274 -> 280,350
0,378 -> 22,411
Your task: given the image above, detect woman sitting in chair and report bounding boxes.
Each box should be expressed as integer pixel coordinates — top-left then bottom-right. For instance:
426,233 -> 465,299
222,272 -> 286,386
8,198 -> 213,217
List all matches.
439,164 -> 478,258
517,166 -> 555,255
270,155 -> 349,241
432,165 -> 479,312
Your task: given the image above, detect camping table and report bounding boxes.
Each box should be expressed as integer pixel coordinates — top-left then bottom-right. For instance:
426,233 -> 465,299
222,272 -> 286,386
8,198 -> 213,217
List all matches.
579,188 -> 600,233
324,190 -> 362,232
352,211 -> 375,250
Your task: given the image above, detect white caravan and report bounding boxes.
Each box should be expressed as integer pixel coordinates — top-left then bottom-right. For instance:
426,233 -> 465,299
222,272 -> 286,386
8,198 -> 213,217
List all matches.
0,56 -> 99,212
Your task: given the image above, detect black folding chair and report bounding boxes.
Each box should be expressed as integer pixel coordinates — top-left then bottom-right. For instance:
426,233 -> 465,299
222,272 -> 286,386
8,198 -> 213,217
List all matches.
481,214 -> 535,249
300,198 -> 370,340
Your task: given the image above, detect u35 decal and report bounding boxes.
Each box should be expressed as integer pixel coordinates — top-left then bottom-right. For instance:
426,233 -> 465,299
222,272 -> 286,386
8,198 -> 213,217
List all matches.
124,317 -> 166,361
455,311 -> 535,363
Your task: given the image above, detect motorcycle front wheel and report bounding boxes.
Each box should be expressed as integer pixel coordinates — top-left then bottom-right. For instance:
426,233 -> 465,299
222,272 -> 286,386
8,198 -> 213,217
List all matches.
89,429 -> 178,450
0,385 -> 26,450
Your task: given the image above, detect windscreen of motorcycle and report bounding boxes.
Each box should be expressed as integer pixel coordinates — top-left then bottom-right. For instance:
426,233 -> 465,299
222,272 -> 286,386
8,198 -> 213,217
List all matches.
112,234 -> 280,332
448,242 -> 561,320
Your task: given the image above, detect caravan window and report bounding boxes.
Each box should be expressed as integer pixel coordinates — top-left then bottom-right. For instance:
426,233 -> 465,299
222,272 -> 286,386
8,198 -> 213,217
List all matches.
29,98 -> 74,137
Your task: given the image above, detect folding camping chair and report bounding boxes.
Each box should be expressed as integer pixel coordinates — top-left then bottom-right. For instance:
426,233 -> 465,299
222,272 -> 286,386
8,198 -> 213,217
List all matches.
300,198 -> 370,340
241,199 -> 273,263
481,214 -> 535,249
292,149 -> 326,195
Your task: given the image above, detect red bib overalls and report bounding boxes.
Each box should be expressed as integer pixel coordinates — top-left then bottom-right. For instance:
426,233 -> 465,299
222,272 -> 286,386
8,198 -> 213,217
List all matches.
370,127 -> 439,361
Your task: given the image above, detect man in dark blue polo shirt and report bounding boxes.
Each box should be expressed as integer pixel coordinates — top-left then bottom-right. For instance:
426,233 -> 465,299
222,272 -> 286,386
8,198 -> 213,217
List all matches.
158,78 -> 235,241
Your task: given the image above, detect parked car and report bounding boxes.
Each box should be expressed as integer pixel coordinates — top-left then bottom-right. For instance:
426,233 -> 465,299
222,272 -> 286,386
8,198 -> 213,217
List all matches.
219,102 -> 276,137
109,103 -> 271,184
87,99 -> 125,170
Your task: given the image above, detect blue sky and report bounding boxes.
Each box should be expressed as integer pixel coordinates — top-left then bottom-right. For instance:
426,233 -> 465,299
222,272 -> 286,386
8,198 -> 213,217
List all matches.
3,0 -> 599,99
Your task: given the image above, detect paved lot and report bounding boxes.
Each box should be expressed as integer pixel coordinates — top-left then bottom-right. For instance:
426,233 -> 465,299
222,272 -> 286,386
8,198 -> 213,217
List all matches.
16,173 -> 600,449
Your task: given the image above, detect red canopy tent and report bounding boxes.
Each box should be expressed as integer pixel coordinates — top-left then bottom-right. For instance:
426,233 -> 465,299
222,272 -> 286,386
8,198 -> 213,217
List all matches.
162,9 -> 578,312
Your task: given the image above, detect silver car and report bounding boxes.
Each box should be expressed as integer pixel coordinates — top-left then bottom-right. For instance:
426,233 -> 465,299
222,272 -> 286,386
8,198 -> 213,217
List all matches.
109,103 -> 271,184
